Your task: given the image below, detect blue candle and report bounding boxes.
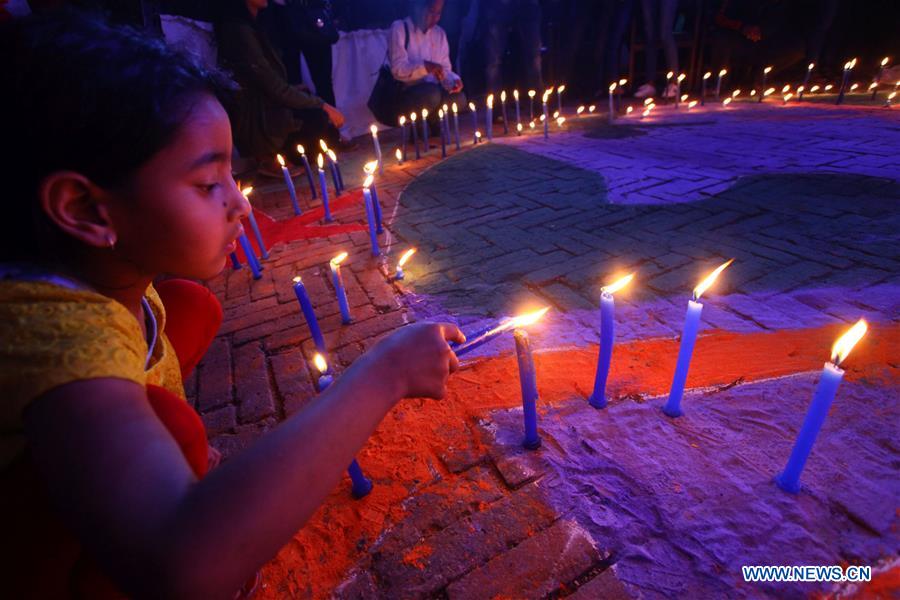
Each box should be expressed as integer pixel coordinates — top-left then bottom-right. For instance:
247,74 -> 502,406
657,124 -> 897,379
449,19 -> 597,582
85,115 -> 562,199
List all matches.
363,163 -> 384,234
500,91 -> 509,135
328,149 -> 344,193
394,248 -> 417,280
469,102 -> 478,144
296,145 -> 317,199
715,68 -> 726,101
421,108 -> 429,154
241,186 -> 269,260
776,320 -> 868,493
313,354 -> 373,499
608,82 -> 617,124
528,90 -> 535,120
486,94 -> 494,141
663,259 -> 734,418
451,307 -> 550,356
542,91 -> 550,140
759,67 -> 772,103
399,116 -> 408,161
513,90 -> 521,131
410,113 -> 420,159
369,124 -> 383,175
329,252 -> 352,324
588,273 -> 634,409
292,276 -> 327,357
395,147 -> 403,166
229,252 -> 241,270
325,150 -> 341,195
556,84 -> 565,115
238,233 -> 262,280
439,108 -> 447,158
836,58 -> 856,105
702,72 -> 710,105
362,178 -> 381,257
452,103 -> 461,150
514,329 -> 541,450
277,154 -> 302,216
316,154 -> 332,223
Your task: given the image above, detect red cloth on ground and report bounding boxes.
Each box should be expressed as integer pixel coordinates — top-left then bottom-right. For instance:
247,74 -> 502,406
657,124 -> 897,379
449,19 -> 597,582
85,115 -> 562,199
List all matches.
3,279 -> 221,598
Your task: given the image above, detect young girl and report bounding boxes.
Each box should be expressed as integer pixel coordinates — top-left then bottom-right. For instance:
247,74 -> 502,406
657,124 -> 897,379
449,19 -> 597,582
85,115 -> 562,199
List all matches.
0,12 -> 463,598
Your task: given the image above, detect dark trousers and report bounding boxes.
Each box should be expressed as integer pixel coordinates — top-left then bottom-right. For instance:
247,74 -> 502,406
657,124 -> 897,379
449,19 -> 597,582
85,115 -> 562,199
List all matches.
640,0 -> 679,87
485,0 -> 543,92
394,82 -> 466,128
283,43 -> 337,106
283,107 -> 340,164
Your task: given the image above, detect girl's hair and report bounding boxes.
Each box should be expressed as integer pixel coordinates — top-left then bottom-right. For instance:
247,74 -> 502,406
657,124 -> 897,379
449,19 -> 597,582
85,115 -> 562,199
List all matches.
0,11 -> 234,261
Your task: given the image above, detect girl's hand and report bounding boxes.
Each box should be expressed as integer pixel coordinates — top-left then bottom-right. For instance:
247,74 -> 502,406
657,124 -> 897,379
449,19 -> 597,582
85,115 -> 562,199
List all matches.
375,322 -> 464,400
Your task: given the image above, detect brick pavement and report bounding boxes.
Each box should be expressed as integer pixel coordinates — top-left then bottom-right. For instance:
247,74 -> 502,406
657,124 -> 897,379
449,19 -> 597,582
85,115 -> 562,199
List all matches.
189,100 -> 899,598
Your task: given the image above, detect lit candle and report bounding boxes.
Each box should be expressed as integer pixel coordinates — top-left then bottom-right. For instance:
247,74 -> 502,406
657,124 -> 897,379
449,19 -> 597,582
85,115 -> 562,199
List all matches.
451,307 -> 549,356
873,57 -> 890,100
394,247 -> 417,280
292,276 -> 327,356
276,153 -> 302,215
438,109 -> 447,157
238,233 -> 262,280
395,147 -> 403,165
722,97 -> 732,108
809,85 -> 820,94
760,66 -> 772,102
499,90 -> 509,134
617,78 -> 628,111
296,144 -> 317,199
527,89 -> 536,120
588,104 -> 596,113
542,89 -> 551,139
529,120 -> 536,131
513,89 -> 521,130
576,105 -> 585,117
800,63 -> 814,100
886,91 -> 897,107
369,124 -> 383,175
836,58 -> 856,105
783,92 -> 793,105
516,122 -> 523,135
316,154 -> 332,222
361,175 -> 381,257
687,100 -> 697,110
313,353 -> 373,499
662,259 -> 733,417
441,103 -> 451,145
701,71 -> 711,105
514,329 -> 541,450
469,102 -> 478,144
319,140 -> 339,194
775,320 -> 868,493
824,84 -> 833,93
556,84 -> 565,114
626,105 -> 635,115
451,102 -> 461,149
666,71 -> 673,95
329,252 -> 352,324
410,112 -> 420,160
485,93 -> 493,141
327,149 -> 344,194
474,130 -> 482,145
241,186 -> 269,260
420,108 -> 429,153
676,73 -> 686,108
398,115 -> 408,161
731,89 -> 741,99
715,68 -> 727,101
608,82 -> 617,123
363,161 -> 383,233
588,273 -> 634,409
764,87 -> 776,100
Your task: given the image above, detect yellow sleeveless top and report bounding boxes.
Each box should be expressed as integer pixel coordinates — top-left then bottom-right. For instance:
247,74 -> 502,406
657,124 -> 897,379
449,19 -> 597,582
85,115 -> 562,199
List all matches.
0,280 -> 184,469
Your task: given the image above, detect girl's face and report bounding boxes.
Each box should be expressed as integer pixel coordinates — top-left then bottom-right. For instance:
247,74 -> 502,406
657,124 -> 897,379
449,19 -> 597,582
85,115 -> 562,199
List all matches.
106,94 -> 250,280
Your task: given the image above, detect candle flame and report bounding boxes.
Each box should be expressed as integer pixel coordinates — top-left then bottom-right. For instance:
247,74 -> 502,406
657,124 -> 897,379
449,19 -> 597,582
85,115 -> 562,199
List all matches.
849,83 -> 859,91
317,153 -> 324,169
319,139 -> 328,152
644,97 -> 654,105
363,174 -> 373,188
688,100 -> 698,109
723,98 -> 732,106
626,105 -> 634,114
500,90 -> 507,102
647,103 -> 656,110
703,71 -> 712,80
797,85 -> 805,93
508,306 -> 551,329
421,108 -> 428,118
475,130 -> 482,138
810,85 -> 820,93
513,89 -> 519,100
642,108 -> 651,117
693,259 -> 734,300
831,319 -> 868,365
370,124 -> 378,135
609,82 -> 617,92
296,144 -> 306,155
588,105 -> 596,112
602,272 -> 635,295
782,84 -> 791,93
889,91 -> 897,100
553,110 -> 560,119
528,89 -> 536,98
395,148 -> 402,160
577,105 -> 585,114
397,247 -> 417,268
487,94 -> 494,108
556,116 -> 565,126
619,78 -> 628,86
438,108 -> 444,118
881,57 -> 890,67
313,353 -> 328,374
542,89 -> 552,102
410,112 -> 417,121
750,89 -> 757,96
540,114 -> 546,122
327,149 -> 337,162
443,103 -> 449,112
719,68 -> 728,77
557,84 -> 565,93
681,94 -> 689,102
784,93 -> 794,102
529,121 -> 536,129
468,102 -> 476,112
276,153 -> 286,167
868,82 -> 877,90
452,102 -> 458,113
364,160 -> 378,174
292,275 -> 302,284
399,115 -> 406,125
666,71 -> 674,80
330,251 -> 348,266
824,84 -> 833,91
764,66 -> 773,74
678,73 -> 686,82
732,89 -> 741,97
517,123 -> 523,132
241,185 -> 253,198
808,62 -> 815,71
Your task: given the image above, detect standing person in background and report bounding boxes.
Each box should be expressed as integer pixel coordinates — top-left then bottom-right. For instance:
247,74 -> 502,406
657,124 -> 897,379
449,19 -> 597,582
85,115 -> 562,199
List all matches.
634,0 -> 679,99
388,0 -> 465,125
484,0 -> 543,94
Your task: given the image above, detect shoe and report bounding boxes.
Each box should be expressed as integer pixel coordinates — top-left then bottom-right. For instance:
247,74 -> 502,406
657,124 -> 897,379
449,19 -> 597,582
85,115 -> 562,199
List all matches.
663,82 -> 678,98
634,83 -> 656,99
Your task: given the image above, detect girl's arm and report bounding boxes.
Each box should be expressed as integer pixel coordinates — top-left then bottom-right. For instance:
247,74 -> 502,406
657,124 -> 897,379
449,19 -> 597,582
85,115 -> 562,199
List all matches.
24,322 -> 463,599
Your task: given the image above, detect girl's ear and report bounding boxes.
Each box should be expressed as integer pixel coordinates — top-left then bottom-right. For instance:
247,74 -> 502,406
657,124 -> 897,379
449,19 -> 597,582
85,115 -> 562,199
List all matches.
38,172 -> 117,249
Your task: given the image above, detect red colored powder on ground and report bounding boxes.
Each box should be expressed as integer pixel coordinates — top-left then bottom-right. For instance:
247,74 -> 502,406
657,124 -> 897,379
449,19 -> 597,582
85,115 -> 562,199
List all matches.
258,322 -> 899,598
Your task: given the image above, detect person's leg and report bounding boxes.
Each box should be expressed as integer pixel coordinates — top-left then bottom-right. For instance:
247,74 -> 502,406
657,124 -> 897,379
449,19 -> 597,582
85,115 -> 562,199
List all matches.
301,42 -> 337,106
485,19 -> 508,92
604,0 -> 634,87
518,0 -> 543,91
396,82 -> 444,118
659,0 -> 678,74
640,0 -> 659,88
154,279 -> 223,381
